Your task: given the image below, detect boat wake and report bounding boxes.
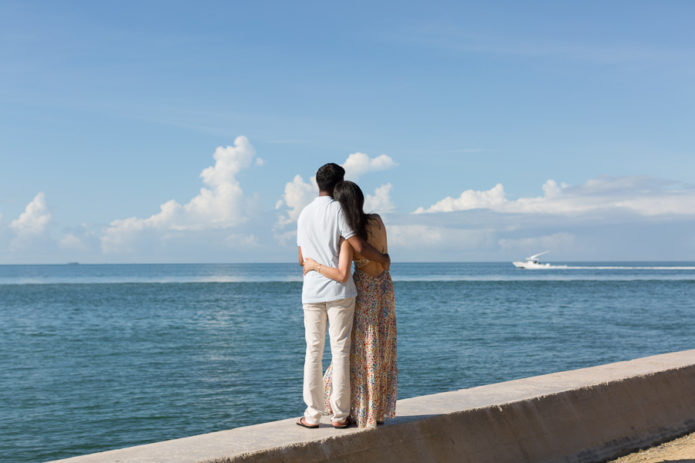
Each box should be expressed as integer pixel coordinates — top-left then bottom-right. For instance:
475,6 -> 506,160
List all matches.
514,252 -> 695,270
536,265 -> 695,270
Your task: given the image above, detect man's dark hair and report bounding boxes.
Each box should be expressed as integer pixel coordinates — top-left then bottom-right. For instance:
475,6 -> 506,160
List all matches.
316,163 -> 345,195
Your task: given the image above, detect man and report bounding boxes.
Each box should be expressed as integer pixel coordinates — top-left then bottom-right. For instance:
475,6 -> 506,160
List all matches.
296,163 -> 390,428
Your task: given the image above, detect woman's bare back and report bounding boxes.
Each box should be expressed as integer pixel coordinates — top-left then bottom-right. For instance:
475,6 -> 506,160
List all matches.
354,214 -> 388,277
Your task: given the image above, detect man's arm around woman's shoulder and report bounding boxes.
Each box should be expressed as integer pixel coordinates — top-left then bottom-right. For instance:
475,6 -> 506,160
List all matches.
346,235 -> 390,271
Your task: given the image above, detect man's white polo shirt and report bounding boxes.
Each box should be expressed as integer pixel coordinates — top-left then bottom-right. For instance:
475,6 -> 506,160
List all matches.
297,196 -> 357,304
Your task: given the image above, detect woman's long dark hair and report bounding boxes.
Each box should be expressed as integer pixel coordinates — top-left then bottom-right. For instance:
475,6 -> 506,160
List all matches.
334,181 -> 370,241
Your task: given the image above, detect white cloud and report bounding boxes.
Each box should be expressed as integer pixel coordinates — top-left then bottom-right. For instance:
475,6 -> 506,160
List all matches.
275,175 -> 317,226
343,152 -> 396,180
102,135 -> 259,253
225,233 -> 259,248
388,224 -> 446,247
364,183 -> 395,214
388,224 -> 494,249
59,233 -> 87,251
507,177 -> 695,216
274,229 -> 297,247
414,176 -> 695,218
414,183 -> 506,214
10,192 -> 51,236
542,179 -> 566,198
390,175 -> 695,260
199,137 -> 255,188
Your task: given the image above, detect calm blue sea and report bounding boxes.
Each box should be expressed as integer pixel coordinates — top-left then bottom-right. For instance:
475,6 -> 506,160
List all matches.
2,262 -> 695,462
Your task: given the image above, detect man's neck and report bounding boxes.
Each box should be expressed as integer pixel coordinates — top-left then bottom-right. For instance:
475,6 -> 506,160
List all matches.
319,191 -> 331,197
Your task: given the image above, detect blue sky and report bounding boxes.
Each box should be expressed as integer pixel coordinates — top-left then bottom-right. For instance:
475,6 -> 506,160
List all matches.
1,1 -> 694,263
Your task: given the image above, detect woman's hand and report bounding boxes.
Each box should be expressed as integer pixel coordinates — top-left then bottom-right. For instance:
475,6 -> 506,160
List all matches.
303,257 -> 318,275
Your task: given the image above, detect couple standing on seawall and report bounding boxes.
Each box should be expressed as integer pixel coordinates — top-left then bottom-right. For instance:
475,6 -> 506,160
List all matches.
296,163 -> 397,429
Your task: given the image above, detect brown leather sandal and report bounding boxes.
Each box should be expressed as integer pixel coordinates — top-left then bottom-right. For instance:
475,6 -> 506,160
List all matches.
296,417 -> 319,429
332,416 -> 352,428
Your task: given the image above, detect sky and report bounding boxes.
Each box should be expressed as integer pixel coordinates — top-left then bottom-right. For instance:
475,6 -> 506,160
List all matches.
1,0 -> 695,263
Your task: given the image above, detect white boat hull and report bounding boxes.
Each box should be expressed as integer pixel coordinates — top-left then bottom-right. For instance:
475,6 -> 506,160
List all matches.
513,261 -> 552,269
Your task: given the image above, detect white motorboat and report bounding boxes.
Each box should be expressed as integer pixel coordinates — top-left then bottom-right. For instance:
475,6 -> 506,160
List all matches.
513,251 -> 552,269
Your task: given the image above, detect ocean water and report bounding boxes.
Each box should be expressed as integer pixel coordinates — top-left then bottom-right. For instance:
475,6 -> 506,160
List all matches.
2,262 -> 694,462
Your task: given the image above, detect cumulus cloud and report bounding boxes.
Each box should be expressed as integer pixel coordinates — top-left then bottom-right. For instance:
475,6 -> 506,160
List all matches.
388,224 -> 494,250
414,176 -> 695,218
275,175 -> 317,226
59,233 -> 87,251
343,152 -> 396,180
508,177 -> 695,216
364,183 -> 395,214
385,175 -> 695,260
388,224 -> 448,247
102,136 -> 259,253
414,184 -> 506,214
274,229 -> 298,247
10,192 -> 51,236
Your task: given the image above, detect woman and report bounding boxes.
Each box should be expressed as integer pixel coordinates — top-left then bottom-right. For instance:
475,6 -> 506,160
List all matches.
303,181 -> 397,428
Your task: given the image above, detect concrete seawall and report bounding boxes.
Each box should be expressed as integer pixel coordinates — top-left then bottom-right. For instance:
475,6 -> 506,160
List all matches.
51,349 -> 695,463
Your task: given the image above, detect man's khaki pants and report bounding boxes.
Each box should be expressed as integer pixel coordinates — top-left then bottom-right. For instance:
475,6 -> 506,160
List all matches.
302,297 -> 355,424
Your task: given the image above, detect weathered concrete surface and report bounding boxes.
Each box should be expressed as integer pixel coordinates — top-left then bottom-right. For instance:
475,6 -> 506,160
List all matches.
50,349 -> 695,463
608,430 -> 695,462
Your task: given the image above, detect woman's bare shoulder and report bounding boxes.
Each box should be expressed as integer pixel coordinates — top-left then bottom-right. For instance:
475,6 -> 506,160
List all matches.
367,213 -> 384,228
366,214 -> 387,248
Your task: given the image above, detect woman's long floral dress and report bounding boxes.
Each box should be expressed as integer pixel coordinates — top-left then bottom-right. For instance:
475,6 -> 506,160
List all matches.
323,267 -> 397,428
